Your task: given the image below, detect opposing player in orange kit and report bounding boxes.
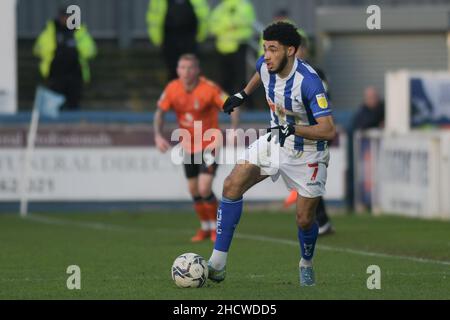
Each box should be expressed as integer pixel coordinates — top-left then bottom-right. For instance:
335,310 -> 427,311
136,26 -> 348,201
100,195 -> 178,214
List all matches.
153,54 -> 239,242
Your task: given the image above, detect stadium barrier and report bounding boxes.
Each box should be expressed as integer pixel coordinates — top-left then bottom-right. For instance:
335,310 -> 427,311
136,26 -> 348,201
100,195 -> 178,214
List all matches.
0,111 -> 352,211
354,129 -> 450,220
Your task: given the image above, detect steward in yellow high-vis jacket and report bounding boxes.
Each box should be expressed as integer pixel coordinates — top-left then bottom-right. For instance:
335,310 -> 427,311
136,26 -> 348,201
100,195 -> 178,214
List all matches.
209,0 -> 255,96
146,0 -> 209,80
33,9 -> 96,110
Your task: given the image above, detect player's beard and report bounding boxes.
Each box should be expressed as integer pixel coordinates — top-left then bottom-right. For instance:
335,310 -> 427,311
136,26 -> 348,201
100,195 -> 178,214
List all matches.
269,54 -> 288,75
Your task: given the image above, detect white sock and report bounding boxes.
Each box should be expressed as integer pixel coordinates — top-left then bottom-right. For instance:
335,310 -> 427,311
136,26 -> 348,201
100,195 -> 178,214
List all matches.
300,258 -> 313,267
209,220 -> 216,231
209,249 -> 228,270
201,221 -> 210,231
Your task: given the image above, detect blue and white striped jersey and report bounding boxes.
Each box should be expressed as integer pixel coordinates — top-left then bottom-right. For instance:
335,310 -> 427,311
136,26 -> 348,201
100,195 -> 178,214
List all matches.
256,55 -> 332,151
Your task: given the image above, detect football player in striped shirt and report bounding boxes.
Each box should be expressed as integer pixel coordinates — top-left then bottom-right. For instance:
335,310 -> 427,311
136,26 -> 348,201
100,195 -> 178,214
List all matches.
208,22 -> 336,286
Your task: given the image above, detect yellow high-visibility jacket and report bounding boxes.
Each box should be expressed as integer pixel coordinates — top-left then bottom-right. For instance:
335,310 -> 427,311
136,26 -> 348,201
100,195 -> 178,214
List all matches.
146,0 -> 210,47
33,21 -> 97,83
210,0 -> 255,54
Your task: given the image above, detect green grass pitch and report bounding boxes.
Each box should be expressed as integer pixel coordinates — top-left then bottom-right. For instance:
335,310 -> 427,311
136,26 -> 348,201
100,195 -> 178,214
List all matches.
0,209 -> 449,299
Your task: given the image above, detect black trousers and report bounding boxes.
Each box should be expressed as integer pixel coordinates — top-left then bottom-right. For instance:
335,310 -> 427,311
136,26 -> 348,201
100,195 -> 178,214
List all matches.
316,197 -> 330,227
218,44 -> 247,95
162,34 -> 198,81
47,74 -> 83,111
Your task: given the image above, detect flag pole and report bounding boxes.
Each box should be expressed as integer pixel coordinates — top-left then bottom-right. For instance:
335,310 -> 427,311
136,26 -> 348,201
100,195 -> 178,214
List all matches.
19,86 -> 65,217
19,104 -> 40,217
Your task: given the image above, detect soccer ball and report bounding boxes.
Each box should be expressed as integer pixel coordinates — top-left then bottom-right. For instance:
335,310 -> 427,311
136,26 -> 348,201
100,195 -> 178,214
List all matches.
171,253 -> 208,288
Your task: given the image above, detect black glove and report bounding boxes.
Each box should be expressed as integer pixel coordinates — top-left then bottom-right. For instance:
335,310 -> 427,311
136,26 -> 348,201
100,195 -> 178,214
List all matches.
223,90 -> 248,115
267,124 -> 296,147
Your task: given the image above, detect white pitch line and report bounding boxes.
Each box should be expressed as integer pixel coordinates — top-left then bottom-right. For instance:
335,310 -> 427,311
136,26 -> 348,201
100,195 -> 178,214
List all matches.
235,233 -> 450,267
24,214 -> 138,232
20,215 -> 450,267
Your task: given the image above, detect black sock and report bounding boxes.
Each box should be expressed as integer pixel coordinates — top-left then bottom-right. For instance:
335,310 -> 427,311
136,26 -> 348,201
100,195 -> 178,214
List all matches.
316,197 -> 330,227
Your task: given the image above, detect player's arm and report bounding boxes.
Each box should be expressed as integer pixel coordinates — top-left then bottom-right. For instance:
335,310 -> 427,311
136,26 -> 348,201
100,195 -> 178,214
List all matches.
293,115 -> 336,141
153,108 -> 170,153
230,107 -> 240,129
225,107 -> 241,146
294,75 -> 335,141
222,72 -> 262,114
244,72 -> 262,96
213,83 -> 241,129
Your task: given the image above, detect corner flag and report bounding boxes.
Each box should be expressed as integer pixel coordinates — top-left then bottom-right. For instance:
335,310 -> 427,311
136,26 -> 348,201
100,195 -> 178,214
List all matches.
34,86 -> 65,118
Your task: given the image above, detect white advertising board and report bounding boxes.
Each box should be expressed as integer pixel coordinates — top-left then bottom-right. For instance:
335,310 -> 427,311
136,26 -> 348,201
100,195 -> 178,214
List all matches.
0,146 -> 346,201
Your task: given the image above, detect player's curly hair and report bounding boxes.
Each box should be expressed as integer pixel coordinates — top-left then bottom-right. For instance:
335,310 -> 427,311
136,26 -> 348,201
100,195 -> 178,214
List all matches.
263,21 -> 302,52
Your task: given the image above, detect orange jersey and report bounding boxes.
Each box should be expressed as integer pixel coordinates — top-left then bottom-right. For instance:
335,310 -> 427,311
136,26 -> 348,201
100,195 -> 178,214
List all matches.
158,77 -> 227,153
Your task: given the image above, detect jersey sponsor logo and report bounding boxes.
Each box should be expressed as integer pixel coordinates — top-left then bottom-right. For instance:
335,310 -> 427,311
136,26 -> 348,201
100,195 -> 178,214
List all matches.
180,112 -> 194,127
267,97 -> 288,120
266,97 -> 276,112
315,93 -> 328,109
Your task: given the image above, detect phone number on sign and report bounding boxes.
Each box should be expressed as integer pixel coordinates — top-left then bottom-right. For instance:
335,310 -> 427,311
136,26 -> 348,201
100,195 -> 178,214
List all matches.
0,178 -> 55,194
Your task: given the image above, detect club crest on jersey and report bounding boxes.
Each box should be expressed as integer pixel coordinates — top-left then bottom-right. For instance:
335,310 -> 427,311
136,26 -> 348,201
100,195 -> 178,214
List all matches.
316,93 -> 328,109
